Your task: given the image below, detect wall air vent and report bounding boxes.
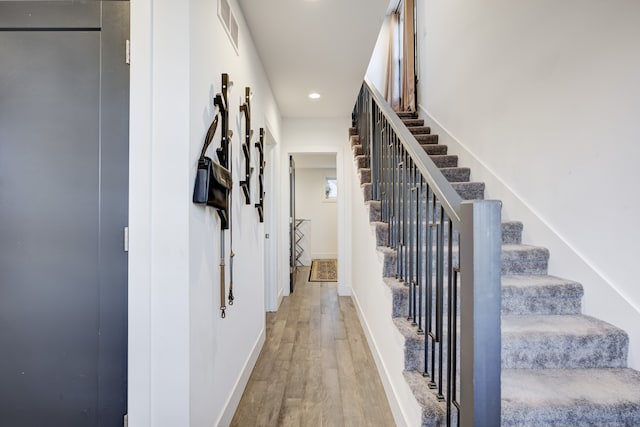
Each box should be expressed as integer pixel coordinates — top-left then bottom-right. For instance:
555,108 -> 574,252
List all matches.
218,0 -> 239,54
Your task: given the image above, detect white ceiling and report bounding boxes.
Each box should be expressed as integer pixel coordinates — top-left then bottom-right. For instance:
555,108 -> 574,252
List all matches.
237,0 -> 390,119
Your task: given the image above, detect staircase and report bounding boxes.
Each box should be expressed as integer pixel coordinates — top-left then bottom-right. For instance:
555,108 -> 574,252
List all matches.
349,112 -> 640,426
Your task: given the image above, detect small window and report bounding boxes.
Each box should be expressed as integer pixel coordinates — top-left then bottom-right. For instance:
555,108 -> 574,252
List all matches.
324,177 -> 337,200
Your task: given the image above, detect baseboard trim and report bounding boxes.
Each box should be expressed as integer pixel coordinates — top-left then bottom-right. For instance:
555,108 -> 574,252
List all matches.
351,289 -> 418,427
276,287 -> 284,309
215,327 -> 266,427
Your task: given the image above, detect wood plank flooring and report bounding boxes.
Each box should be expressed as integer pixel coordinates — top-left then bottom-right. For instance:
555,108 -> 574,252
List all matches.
230,267 -> 396,427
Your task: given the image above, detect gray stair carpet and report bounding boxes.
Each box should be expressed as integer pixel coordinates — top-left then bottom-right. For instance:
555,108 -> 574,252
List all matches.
349,113 -> 640,426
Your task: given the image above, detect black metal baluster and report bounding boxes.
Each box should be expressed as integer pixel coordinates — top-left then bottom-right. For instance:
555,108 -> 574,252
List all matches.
428,193 -> 438,389
391,134 -> 397,247
426,187 -> 435,385
399,151 -> 404,281
408,160 -> 414,321
446,217 -> 455,425
417,176 -> 424,335
403,151 -> 409,284
436,206 -> 446,401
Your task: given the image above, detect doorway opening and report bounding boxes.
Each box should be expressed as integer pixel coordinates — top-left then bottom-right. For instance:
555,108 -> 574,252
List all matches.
289,153 -> 339,292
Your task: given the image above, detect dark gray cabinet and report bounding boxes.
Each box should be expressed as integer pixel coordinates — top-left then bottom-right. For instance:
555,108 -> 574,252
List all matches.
0,2 -> 129,425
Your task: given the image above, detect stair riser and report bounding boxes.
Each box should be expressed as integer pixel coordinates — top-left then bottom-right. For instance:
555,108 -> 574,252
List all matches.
430,155 -> 458,168
408,126 -> 431,135
362,183 -> 372,201
367,201 -> 381,222
374,222 -> 389,247
502,222 -> 523,244
502,248 -> 549,275
451,182 -> 485,200
502,333 -> 629,369
391,287 -> 582,318
415,134 -> 439,144
440,167 -> 470,183
360,168 -> 371,185
502,296 -> 581,315
355,155 -> 367,169
403,119 -> 424,127
381,248 -> 397,278
352,144 -> 363,156
397,314 -> 628,373
421,144 -> 447,155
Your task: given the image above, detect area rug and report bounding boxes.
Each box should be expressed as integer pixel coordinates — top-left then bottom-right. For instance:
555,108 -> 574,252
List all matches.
309,259 -> 338,282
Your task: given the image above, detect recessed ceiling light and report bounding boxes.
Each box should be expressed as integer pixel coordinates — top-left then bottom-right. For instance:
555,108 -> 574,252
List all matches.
308,92 -> 321,99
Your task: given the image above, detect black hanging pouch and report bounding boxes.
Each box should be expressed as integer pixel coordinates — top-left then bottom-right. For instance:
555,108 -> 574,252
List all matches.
193,115 -> 232,210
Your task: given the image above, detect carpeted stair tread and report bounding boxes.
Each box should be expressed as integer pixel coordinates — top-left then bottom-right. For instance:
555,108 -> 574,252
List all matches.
388,274 -> 579,318
393,317 -> 426,371
414,134 -> 439,144
440,167 -> 470,182
408,126 -> 431,135
502,314 -> 628,369
402,118 -> 424,127
361,182 -> 372,201
385,277 -> 409,319
421,144 -> 448,155
502,368 -> 640,426
350,114 -> 640,426
502,275 -> 583,315
502,244 -> 549,275
429,154 -> 458,168
388,275 -> 583,319
451,182 -> 485,200
366,200 -> 381,222
373,221 -> 389,247
403,371 -> 446,427
397,111 -> 418,119
377,246 -> 397,277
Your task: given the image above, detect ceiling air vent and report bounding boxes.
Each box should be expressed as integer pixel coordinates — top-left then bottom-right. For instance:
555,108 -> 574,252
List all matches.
218,0 -> 239,54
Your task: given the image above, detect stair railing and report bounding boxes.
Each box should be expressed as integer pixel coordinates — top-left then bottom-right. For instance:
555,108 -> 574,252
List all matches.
353,78 -> 502,427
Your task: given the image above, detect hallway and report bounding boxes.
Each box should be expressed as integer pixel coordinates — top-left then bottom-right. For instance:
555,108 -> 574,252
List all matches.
231,267 -> 396,426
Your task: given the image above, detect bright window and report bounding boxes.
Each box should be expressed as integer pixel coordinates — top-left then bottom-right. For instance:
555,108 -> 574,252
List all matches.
325,177 -> 337,200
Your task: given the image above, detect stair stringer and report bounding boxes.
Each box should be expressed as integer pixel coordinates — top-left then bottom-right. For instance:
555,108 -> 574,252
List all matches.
417,105 -> 640,370
349,150 -> 443,427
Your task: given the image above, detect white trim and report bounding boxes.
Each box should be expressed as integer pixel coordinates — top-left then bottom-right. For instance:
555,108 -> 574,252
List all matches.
351,289 -> 421,427
215,327 -> 266,427
276,287 -> 284,309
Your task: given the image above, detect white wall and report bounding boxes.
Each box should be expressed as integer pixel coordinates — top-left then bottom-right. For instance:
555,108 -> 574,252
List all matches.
295,167 -> 338,261
279,118 -> 352,296
349,151 -> 422,427
366,15 -> 390,97
367,1 -> 640,368
129,0 -> 282,425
